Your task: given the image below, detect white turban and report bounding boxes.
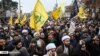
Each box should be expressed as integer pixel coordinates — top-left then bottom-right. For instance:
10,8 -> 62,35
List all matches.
34,32 -> 40,37
4,27 -> 8,30
22,29 -> 28,33
62,35 -> 70,42
46,43 -> 56,51
47,26 -> 51,29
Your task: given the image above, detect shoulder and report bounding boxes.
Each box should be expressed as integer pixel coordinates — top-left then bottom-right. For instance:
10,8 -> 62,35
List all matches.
56,45 -> 63,54
57,45 -> 63,50
20,47 -> 27,51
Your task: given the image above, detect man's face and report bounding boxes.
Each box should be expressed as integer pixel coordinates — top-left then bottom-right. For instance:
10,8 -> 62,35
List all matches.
63,39 -> 70,46
40,33 -> 45,38
50,48 -> 56,52
16,42 -> 22,49
81,45 -> 86,51
35,34 -> 40,38
48,35 -> 54,40
23,32 -> 28,36
0,39 -> 6,46
29,43 -> 36,48
93,36 -> 100,45
69,33 -> 75,39
93,39 -> 100,45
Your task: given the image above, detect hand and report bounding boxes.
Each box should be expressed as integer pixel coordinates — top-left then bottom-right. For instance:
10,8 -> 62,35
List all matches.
48,50 -> 57,56
48,50 -> 52,56
79,40 -> 85,45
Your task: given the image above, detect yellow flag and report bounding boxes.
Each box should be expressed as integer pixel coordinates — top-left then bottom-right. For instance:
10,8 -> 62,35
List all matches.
51,7 -> 62,20
30,0 -> 48,31
9,16 -> 13,25
20,15 -> 26,25
78,6 -> 87,20
29,15 -> 35,29
14,14 -> 20,24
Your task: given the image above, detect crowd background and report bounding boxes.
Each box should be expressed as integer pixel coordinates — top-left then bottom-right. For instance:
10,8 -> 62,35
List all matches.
0,11 -> 100,56
0,0 -> 100,56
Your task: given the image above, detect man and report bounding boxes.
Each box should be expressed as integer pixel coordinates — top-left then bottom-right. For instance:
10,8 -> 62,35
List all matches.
7,34 -> 22,51
31,32 -> 46,56
0,36 -> 9,56
87,35 -> 100,56
56,35 -> 79,56
47,34 -> 57,46
21,29 -> 32,48
44,43 -> 57,56
0,37 -> 7,50
10,39 -> 29,56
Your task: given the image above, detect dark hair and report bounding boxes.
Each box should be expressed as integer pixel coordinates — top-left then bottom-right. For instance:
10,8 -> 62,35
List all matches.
13,39 -> 21,46
0,33 -> 6,40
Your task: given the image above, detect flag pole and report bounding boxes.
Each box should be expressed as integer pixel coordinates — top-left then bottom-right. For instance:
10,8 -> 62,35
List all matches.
19,0 -> 21,23
54,0 -> 58,10
56,0 -> 58,8
19,0 -> 21,15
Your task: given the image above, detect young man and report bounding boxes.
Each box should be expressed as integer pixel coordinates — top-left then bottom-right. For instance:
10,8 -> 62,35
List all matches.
56,35 -> 79,56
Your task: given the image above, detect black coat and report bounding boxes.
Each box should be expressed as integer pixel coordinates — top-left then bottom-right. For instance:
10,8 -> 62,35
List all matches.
56,44 -> 82,56
79,50 -> 90,56
21,35 -> 32,48
87,43 -> 100,56
0,45 -> 9,56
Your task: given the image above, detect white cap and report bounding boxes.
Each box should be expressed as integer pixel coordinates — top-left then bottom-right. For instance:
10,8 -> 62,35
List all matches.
62,35 -> 70,42
34,32 -> 40,37
47,26 -> 51,29
46,43 -> 56,51
22,29 -> 28,33
4,27 -> 8,30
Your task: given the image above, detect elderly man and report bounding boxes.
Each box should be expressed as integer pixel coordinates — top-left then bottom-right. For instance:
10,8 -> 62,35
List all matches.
44,43 -> 57,56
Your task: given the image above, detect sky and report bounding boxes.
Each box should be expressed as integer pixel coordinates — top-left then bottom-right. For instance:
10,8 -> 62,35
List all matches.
12,0 -> 73,13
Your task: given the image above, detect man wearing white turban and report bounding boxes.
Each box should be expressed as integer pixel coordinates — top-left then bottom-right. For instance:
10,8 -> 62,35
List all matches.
56,35 -> 79,56
44,43 -> 57,56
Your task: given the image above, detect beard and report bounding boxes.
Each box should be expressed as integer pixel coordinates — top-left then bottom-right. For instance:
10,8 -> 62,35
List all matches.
0,45 -> 4,50
65,43 -> 70,47
16,47 -> 21,50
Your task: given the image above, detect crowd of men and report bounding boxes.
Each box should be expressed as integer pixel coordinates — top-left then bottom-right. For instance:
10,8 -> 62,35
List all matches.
0,12 -> 100,56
